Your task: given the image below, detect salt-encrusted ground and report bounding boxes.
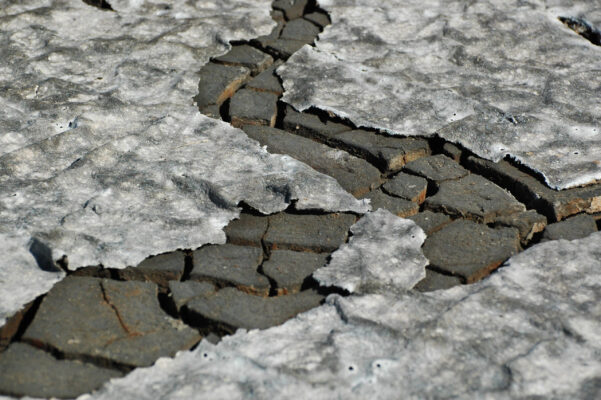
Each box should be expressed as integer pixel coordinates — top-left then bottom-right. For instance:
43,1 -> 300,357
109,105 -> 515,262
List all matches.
0,0 -> 366,325
280,0 -> 601,190
82,231 -> 601,400
1,0 -> 600,399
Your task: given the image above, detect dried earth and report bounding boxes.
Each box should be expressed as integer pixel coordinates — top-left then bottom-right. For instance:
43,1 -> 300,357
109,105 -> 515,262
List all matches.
0,0 -> 600,399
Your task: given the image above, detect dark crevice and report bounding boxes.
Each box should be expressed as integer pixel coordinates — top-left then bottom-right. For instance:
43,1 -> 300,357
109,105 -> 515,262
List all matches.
180,307 -> 233,337
559,16 -> 601,46
4,297 -> 43,348
303,106 -> 356,129
99,281 -> 133,336
274,100 -> 288,129
158,291 -> 179,319
257,264 -> 279,297
180,251 -> 194,282
219,98 -> 231,122
302,276 -> 350,297
82,0 -> 114,11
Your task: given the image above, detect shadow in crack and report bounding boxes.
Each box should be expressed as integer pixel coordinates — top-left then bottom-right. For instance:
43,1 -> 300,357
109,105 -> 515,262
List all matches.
559,16 -> 601,46
82,0 -> 114,11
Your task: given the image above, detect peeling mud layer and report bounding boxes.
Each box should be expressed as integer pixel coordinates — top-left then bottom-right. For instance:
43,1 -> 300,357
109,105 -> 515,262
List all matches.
280,0 -> 601,190
84,232 -> 601,400
0,0 -> 367,323
1,0 -> 601,399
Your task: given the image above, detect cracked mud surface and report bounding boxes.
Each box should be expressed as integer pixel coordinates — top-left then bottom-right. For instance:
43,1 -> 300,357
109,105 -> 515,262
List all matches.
1,0 -> 601,399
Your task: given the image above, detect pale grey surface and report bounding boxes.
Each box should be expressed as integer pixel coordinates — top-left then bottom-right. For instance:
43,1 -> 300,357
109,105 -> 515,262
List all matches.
313,209 -> 427,293
0,233 -> 64,326
279,0 -> 601,190
81,232 -> 601,399
0,0 -> 367,321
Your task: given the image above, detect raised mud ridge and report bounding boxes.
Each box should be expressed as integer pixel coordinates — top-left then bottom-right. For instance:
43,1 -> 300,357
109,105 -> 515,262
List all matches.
1,0 -> 600,398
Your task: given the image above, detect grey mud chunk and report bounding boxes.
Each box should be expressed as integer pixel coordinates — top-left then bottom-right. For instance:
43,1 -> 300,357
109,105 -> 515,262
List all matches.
408,211 -> 452,235
404,154 -> 469,182
200,104 -> 221,119
494,210 -> 547,244
213,44 -> 273,76
22,277 -> 200,368
272,0 -> 308,20
334,130 -> 431,173
264,212 -> 356,253
283,105 -> 350,142
242,125 -> 381,196
254,20 -> 284,48
194,63 -> 250,108
0,342 -> 122,399
246,61 -> 284,95
230,89 -> 278,128
425,174 -> 526,223
280,18 -> 321,43
262,250 -> 329,294
541,214 -> 598,242
186,287 -> 324,331
361,189 -> 419,218
169,281 -> 216,311
191,244 -> 270,296
422,220 -> 520,283
414,269 -> 462,292
466,156 -> 601,222
265,38 -> 307,59
382,172 -> 428,203
224,212 -> 269,247
119,250 -> 186,286
304,12 -> 330,28
441,142 -> 464,162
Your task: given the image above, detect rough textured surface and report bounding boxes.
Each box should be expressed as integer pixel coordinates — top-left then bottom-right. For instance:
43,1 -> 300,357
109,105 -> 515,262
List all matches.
494,210 -> 547,244
334,130 -> 431,173
22,277 -> 200,367
467,156 -> 601,222
0,343 -> 122,399
272,0 -> 308,20
280,18 -> 321,43
85,232 -> 601,400
262,250 -> 329,294
191,244 -> 269,296
0,0 -> 369,321
413,269 -> 462,292
283,105 -> 351,142
407,211 -> 452,235
185,287 -> 324,331
425,174 -> 526,223
360,189 -> 419,218
223,213 -> 269,247
230,89 -> 279,127
304,12 -> 330,28
542,214 -> 598,242
264,212 -> 356,253
314,209 -> 427,294
382,172 -> 428,203
246,61 -> 285,95
280,0 -> 601,189
119,251 -> 186,286
403,155 -> 469,183
169,281 -> 217,311
242,125 -> 381,196
0,233 -> 64,326
194,63 -> 251,108
422,220 -> 520,282
213,44 -> 273,76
